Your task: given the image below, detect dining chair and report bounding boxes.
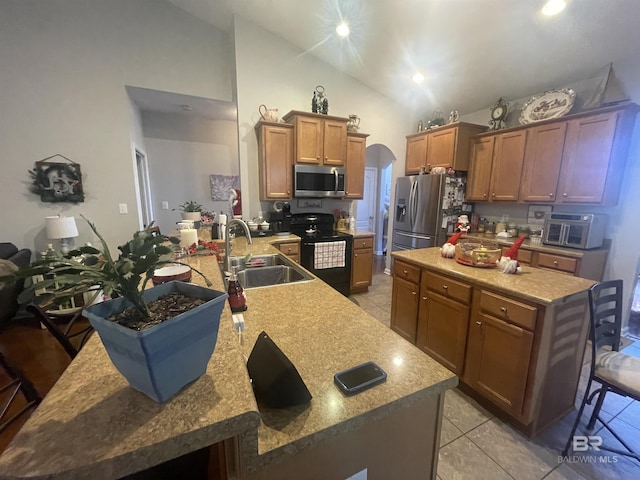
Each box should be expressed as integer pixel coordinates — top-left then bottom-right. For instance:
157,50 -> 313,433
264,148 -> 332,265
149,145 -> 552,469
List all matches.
0,352 -> 41,434
562,279 -> 640,462
26,303 -> 93,360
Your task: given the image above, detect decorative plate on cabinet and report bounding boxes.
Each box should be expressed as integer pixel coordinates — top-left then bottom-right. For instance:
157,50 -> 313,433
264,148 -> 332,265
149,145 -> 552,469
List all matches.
519,88 -> 576,125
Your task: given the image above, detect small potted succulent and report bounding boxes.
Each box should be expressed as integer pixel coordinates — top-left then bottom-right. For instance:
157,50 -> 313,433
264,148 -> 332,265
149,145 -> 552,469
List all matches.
0,217 -> 227,403
175,201 -> 203,223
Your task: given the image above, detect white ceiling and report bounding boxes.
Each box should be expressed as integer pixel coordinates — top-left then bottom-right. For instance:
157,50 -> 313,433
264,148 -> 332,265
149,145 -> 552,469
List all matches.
167,0 -> 640,115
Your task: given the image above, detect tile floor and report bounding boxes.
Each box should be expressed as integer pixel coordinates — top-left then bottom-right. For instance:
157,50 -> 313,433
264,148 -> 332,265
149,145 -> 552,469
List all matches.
350,256 -> 640,480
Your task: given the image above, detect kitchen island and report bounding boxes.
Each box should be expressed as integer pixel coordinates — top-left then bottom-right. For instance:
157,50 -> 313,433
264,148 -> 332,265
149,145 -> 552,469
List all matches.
391,247 -> 595,435
0,237 -> 457,479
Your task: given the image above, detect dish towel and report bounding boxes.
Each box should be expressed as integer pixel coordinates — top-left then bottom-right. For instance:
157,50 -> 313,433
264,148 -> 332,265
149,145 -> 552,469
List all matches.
314,241 -> 346,269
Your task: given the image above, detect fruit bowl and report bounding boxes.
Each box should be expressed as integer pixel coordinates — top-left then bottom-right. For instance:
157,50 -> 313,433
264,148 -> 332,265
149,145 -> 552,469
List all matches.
455,240 -> 501,267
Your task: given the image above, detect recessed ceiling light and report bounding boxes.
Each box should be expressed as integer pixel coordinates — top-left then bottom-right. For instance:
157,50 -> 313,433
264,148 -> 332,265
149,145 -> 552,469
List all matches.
336,22 -> 350,37
541,0 -> 566,16
412,72 -> 426,84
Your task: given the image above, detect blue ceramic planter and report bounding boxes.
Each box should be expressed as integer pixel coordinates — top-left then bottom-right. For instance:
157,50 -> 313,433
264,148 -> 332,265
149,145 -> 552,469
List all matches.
83,281 -> 227,403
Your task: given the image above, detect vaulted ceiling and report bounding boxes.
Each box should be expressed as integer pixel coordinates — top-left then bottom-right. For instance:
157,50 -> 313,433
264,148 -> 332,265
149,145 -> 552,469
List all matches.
168,0 -> 639,116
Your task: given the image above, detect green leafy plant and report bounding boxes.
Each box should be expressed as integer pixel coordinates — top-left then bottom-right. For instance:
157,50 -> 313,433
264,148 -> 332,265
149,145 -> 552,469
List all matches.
0,217 -> 211,319
175,201 -> 203,212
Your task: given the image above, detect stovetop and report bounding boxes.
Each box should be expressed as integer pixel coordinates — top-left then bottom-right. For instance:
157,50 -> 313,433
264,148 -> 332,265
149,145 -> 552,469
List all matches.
290,213 -> 352,240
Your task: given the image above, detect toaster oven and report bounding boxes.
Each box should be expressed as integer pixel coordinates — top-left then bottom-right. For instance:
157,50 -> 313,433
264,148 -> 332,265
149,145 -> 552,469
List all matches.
542,213 -> 607,249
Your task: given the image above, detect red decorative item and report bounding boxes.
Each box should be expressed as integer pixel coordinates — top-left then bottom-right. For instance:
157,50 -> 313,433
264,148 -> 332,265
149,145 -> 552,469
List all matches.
232,189 -> 242,217
498,235 -> 527,274
440,232 -> 464,258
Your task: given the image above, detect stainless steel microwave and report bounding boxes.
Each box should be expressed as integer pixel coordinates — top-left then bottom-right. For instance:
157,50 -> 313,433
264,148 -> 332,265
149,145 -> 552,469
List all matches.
542,212 -> 607,249
294,165 -> 345,198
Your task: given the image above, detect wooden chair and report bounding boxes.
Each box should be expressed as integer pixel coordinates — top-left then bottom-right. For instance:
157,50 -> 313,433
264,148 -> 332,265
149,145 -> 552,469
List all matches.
0,352 -> 41,434
26,303 -> 93,360
562,279 -> 640,462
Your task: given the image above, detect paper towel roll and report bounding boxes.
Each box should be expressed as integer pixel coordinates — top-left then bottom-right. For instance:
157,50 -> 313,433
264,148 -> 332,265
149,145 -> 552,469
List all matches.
180,229 -> 198,248
219,214 -> 227,240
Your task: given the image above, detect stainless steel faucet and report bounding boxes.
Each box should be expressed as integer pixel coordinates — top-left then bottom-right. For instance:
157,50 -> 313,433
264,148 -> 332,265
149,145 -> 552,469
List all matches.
224,218 -> 253,273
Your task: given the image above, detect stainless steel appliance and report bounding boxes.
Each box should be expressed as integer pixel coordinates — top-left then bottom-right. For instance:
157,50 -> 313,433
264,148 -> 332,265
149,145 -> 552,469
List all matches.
391,174 -> 466,251
290,213 -> 353,296
294,165 -> 345,198
542,212 -> 607,249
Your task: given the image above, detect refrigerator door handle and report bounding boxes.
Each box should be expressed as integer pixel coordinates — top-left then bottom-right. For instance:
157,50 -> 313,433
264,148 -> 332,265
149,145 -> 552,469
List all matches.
409,180 -> 417,229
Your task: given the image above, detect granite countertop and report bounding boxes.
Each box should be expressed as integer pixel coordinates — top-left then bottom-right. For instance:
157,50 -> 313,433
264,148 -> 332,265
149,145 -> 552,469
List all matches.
336,228 -> 375,238
392,247 -> 595,305
0,237 -> 455,478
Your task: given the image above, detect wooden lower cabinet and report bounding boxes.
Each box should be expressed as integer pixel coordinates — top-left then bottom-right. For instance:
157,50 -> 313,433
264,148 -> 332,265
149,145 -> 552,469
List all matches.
351,235 -> 374,293
276,241 -> 299,263
391,259 -> 592,435
391,260 -> 420,343
465,312 -> 533,418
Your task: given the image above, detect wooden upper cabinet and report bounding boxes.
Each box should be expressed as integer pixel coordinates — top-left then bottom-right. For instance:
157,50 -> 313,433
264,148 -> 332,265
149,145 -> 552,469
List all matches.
283,111 -> 347,166
256,122 -> 293,200
406,134 -> 428,174
466,136 -> 495,201
556,111 -> 619,204
519,122 -> 567,202
405,123 -> 487,175
489,130 -> 527,201
426,128 -> 457,170
345,133 -> 368,199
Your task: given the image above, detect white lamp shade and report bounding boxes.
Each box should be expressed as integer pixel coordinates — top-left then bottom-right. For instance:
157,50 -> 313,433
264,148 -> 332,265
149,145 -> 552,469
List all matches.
45,216 -> 79,239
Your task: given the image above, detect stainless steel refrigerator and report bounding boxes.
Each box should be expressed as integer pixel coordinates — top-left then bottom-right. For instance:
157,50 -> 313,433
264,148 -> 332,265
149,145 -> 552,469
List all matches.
391,174 -> 466,251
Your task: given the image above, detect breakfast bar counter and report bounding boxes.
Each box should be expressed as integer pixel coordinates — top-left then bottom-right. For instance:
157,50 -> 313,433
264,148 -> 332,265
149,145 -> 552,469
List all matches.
0,237 -> 457,479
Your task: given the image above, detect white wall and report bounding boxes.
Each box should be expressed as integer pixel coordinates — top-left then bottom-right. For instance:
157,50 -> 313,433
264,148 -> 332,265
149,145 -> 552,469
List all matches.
0,0 -> 232,254
232,16 -> 413,222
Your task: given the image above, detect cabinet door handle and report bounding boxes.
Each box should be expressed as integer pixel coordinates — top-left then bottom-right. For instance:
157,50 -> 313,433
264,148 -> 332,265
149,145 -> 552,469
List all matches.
325,156 -> 328,161
317,155 -> 320,160
553,261 -> 559,266
563,193 -> 568,197
491,193 -> 496,197
412,291 -> 417,296
422,296 -> 428,301
354,253 -> 358,257
403,270 -> 408,275
549,193 -> 554,197
483,193 -> 487,198
476,321 -> 482,326
500,307 -> 507,313
442,285 -> 448,290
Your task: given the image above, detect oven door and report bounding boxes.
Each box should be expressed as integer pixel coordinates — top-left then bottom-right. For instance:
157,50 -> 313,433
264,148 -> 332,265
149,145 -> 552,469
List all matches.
299,236 -> 353,296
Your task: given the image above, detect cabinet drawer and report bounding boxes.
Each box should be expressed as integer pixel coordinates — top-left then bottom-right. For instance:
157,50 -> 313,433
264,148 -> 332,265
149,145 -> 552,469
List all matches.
278,242 -> 300,257
479,290 -> 537,331
423,271 -> 471,304
355,236 -> 374,250
536,253 -> 577,274
393,260 -> 420,284
500,246 -> 533,264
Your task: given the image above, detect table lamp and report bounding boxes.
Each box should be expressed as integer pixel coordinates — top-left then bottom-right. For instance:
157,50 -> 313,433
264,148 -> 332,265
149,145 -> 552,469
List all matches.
45,215 -> 79,255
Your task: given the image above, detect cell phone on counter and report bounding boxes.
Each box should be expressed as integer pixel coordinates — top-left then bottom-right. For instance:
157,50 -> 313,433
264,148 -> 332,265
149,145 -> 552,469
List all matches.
334,361 -> 387,396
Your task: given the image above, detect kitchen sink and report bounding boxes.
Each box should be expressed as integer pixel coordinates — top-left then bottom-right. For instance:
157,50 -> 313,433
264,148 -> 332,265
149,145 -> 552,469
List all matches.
223,253 -> 314,289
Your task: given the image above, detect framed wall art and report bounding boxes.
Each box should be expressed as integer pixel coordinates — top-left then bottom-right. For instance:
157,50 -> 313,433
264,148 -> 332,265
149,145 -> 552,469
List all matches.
28,154 -> 85,203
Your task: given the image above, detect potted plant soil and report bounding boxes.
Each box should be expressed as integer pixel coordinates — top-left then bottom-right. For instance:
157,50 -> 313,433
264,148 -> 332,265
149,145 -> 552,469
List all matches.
1,218 -> 227,403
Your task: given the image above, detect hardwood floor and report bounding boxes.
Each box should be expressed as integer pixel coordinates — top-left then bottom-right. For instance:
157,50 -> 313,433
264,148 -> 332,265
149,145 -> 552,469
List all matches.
0,315 -> 79,452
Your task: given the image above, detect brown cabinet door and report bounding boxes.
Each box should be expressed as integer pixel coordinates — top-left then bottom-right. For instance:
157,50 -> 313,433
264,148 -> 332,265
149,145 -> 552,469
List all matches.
466,136 -> 495,201
557,112 -> 618,203
391,276 -> 419,343
466,313 -> 533,418
519,122 -> 567,202
322,120 -> 347,166
416,289 -> 469,375
426,128 -> 456,170
295,116 -> 323,164
405,134 -> 428,174
258,124 -> 292,199
351,245 -> 373,289
345,135 -> 366,199
490,130 -> 527,201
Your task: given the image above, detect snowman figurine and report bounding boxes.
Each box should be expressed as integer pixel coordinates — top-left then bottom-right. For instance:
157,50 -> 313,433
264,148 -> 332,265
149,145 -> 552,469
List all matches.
455,215 -> 470,233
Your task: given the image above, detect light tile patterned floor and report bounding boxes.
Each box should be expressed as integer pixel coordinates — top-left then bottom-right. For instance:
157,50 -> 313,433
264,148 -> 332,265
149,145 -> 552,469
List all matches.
350,256 -> 640,480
